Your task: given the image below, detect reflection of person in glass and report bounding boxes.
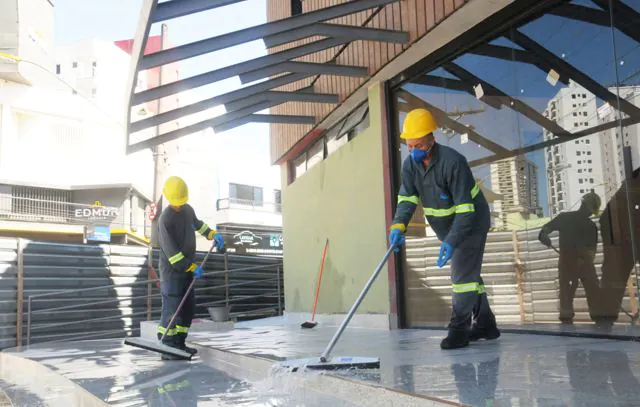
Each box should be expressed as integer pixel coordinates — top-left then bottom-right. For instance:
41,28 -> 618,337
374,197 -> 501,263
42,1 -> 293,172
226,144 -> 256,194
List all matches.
389,108 -> 499,349
538,191 -> 602,324
566,349 -> 640,406
451,357 -> 500,406
599,168 -> 640,325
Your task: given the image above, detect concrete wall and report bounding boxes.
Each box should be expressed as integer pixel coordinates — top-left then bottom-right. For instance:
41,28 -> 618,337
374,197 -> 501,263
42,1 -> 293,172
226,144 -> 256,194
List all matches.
282,83 -> 390,315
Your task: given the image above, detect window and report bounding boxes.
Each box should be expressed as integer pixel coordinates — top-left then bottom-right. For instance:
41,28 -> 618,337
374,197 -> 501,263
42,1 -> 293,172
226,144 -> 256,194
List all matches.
586,139 -> 590,144
573,112 -> 577,117
588,160 -> 592,164
590,178 -> 594,183
579,179 -> 584,184
307,139 -> 324,170
56,64 -> 61,74
572,94 -> 576,99
91,88 -> 97,97
229,183 -> 263,205
274,190 -> 282,213
291,0 -> 302,15
72,61 -> 78,68
293,153 -> 306,179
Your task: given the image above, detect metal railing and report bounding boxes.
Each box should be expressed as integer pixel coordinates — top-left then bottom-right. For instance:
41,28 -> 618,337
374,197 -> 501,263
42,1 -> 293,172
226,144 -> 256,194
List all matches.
25,260 -> 284,346
216,198 -> 282,213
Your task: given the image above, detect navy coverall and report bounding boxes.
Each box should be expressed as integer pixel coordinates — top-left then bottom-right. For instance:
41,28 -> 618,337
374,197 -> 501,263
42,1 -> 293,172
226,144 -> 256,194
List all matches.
392,143 -> 495,329
157,204 -> 214,347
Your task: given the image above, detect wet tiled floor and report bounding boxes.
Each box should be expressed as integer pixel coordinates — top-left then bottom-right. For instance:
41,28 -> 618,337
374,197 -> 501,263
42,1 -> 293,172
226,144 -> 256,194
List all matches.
5,317 -> 640,406
9,340 -> 367,406
187,317 -> 640,406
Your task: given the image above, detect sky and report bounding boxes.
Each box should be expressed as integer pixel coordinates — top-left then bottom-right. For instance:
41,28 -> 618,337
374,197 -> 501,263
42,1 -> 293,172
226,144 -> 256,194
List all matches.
53,0 -> 280,200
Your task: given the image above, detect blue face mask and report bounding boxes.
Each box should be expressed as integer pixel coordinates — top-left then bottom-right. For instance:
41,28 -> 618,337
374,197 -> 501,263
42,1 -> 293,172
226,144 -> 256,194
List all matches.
411,147 -> 429,163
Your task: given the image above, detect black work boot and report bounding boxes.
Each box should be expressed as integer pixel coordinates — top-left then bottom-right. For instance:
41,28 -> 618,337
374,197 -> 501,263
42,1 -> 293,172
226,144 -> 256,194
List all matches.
440,328 -> 470,350
178,336 -> 197,355
469,322 -> 501,342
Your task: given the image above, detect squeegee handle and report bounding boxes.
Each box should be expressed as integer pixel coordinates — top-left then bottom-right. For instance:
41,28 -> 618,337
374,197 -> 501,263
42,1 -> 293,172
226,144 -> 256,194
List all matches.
320,245 -> 396,362
160,241 -> 219,342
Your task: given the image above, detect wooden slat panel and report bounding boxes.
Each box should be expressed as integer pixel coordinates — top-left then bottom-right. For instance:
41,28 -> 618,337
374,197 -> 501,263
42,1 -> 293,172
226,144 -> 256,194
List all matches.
435,0 -> 445,23
267,0 -> 469,162
444,0 -> 455,16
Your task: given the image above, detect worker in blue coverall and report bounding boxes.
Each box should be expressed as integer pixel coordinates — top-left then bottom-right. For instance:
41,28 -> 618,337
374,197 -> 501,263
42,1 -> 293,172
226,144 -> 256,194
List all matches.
389,108 -> 500,349
157,176 -> 225,359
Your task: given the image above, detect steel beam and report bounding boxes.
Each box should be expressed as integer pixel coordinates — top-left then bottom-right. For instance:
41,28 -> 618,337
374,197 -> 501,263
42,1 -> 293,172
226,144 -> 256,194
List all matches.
133,37 -> 347,105
152,0 -> 247,23
263,23 -> 410,49
443,62 -> 571,136
224,90 -> 338,112
239,61 -> 368,84
547,3 -> 611,26
590,0 -> 640,44
140,0 -> 400,70
411,75 -> 472,93
213,114 -> 315,133
128,100 -> 280,154
510,30 -> 640,122
466,44 -> 570,85
469,117 -> 640,168
397,90 -> 509,155
129,73 -> 310,133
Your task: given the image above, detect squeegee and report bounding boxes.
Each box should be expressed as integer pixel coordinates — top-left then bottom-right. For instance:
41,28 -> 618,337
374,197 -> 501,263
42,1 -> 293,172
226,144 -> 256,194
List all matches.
124,242 -> 223,360
278,245 -> 396,372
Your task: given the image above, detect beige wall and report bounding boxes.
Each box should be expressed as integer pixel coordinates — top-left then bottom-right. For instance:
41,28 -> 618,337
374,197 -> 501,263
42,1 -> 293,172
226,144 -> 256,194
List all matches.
281,83 -> 390,315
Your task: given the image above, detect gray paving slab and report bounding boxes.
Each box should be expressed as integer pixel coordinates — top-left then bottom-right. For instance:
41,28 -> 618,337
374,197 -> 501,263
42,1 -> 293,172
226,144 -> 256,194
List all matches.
187,317 -> 640,406
7,339 -> 377,406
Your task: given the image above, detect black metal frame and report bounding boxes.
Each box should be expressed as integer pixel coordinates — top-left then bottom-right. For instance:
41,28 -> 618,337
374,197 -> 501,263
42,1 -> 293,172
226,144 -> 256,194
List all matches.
126,0 -> 408,154
390,0 -> 640,168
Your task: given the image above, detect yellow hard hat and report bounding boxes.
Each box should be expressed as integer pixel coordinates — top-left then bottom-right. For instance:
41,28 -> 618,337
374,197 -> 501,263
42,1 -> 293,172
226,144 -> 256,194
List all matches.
163,176 -> 188,207
400,108 -> 438,140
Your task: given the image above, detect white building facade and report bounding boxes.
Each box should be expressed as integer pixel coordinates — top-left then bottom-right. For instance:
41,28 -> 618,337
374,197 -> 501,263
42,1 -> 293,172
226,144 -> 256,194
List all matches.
490,156 -> 541,230
543,81 -> 606,217
597,86 -> 640,202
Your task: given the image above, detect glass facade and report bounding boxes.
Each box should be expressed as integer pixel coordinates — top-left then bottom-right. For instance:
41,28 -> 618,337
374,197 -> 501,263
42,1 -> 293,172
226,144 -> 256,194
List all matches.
391,0 -> 639,336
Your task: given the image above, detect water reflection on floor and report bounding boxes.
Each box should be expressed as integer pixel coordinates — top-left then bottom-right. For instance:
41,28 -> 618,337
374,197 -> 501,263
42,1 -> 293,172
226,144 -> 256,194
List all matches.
9,340 -> 363,407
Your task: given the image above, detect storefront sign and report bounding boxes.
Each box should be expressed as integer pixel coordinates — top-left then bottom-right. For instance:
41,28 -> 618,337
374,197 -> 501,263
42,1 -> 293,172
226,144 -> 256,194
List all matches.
86,225 -> 111,242
233,230 -> 262,246
74,201 -> 119,221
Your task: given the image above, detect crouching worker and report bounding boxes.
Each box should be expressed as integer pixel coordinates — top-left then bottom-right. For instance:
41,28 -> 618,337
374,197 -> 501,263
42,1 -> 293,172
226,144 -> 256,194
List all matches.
157,176 -> 225,359
389,108 -> 499,350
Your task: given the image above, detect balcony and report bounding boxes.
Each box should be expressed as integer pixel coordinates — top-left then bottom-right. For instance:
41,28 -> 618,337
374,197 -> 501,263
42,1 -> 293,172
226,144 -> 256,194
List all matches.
216,198 -> 282,228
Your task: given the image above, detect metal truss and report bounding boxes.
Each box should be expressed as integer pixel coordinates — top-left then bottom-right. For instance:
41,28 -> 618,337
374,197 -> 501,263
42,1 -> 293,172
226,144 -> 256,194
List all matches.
126,0 -> 405,154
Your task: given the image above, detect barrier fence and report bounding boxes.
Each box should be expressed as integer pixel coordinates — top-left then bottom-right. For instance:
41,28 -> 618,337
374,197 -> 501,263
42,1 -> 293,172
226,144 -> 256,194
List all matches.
0,237 -> 283,350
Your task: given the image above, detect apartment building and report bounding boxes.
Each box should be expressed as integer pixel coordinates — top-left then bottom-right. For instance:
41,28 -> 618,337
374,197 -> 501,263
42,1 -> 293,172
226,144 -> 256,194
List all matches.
597,86 -> 640,202
543,81 -> 606,217
490,156 -> 541,230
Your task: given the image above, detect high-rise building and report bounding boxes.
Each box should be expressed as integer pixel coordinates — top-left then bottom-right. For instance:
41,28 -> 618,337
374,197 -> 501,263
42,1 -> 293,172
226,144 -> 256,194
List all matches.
543,81 -> 606,218
597,86 -> 640,202
490,156 -> 541,230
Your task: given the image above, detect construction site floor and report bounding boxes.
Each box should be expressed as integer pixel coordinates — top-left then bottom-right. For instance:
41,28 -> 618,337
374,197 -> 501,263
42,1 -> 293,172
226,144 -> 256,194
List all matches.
4,317 -> 640,406
186,316 -> 640,406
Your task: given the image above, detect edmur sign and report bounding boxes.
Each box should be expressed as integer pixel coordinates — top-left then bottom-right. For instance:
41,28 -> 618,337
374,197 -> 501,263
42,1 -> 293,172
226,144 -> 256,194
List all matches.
74,201 -> 119,221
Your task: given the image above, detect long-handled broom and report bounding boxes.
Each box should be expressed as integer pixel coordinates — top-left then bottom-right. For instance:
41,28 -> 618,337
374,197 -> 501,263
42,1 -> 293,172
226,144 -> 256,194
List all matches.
301,238 -> 329,329
124,241 -> 224,360
279,244 -> 396,371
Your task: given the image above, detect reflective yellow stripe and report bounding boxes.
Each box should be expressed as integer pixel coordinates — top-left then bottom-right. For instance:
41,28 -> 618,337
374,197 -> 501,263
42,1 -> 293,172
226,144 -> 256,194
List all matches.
198,223 -> 208,234
176,325 -> 189,334
471,183 -> 480,198
455,203 -> 475,214
452,282 -> 483,293
398,195 -> 419,205
157,325 -> 178,336
168,252 -> 185,264
424,204 -> 475,217
424,207 -> 455,217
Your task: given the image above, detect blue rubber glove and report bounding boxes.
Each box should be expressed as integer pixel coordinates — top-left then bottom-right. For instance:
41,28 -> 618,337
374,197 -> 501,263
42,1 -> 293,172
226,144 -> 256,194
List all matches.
389,229 -> 405,252
194,265 -> 203,279
436,242 -> 454,268
214,233 -> 225,250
